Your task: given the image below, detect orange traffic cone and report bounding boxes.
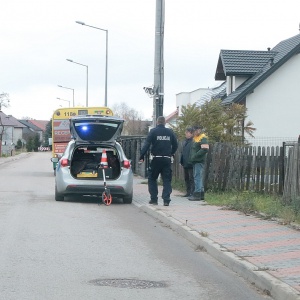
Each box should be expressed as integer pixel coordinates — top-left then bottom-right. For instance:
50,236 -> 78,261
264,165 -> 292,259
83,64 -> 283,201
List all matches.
101,149 -> 108,168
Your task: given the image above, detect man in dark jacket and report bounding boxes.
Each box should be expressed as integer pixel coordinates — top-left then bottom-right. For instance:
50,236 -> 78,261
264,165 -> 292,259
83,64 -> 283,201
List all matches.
139,116 -> 178,206
188,125 -> 209,201
180,127 -> 194,197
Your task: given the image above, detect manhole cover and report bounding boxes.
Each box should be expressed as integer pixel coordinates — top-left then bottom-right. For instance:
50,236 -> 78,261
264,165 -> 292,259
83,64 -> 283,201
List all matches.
89,278 -> 168,289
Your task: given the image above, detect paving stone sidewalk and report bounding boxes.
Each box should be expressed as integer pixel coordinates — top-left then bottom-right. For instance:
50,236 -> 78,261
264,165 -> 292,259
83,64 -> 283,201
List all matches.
132,176 -> 300,300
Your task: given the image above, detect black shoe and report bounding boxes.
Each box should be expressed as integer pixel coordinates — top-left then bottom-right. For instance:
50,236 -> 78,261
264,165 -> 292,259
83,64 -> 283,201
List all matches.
188,192 -> 201,201
163,198 -> 170,206
188,196 -> 200,201
149,200 -> 158,205
200,191 -> 205,200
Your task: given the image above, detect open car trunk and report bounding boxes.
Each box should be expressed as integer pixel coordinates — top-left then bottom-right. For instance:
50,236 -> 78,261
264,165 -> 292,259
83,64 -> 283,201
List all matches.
70,146 -> 121,180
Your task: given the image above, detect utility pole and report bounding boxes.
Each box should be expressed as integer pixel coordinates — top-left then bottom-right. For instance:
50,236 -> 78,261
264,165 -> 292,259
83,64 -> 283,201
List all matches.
153,0 -> 165,127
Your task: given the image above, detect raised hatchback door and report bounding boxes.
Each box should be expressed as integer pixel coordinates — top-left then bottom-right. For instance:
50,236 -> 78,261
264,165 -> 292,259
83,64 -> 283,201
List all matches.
70,115 -> 124,143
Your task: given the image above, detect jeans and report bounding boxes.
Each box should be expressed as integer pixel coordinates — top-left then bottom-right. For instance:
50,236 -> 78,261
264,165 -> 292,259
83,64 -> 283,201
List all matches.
193,162 -> 204,193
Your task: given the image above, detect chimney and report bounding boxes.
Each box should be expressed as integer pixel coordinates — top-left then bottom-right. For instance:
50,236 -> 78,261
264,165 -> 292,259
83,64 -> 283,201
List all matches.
267,47 -> 271,51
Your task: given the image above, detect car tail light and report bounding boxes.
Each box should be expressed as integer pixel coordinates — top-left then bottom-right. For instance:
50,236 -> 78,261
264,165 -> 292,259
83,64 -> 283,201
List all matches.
123,160 -> 131,169
60,158 -> 69,167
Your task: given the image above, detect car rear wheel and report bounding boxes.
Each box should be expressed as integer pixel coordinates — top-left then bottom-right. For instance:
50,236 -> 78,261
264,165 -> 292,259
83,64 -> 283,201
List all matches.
123,193 -> 133,204
55,185 -> 64,201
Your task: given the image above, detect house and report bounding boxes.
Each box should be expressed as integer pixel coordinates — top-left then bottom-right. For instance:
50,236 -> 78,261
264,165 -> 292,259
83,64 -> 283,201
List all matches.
28,119 -> 49,132
210,33 -> 300,145
173,33 -> 300,146
170,88 -> 212,128
18,120 -> 44,141
18,119 -> 49,144
176,87 -> 211,115
0,111 -> 26,155
165,107 -> 179,128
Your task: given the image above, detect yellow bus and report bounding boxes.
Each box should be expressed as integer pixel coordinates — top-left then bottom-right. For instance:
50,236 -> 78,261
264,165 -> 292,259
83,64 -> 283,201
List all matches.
51,106 -> 113,172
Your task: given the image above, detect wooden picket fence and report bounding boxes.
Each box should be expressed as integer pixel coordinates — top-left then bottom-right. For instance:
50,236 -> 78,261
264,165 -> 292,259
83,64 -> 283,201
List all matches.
121,137 -> 300,199
282,144 -> 300,204
203,143 -> 285,195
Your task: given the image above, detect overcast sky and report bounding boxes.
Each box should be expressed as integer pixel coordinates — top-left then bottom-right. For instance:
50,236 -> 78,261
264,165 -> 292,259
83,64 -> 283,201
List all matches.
1,0 -> 299,121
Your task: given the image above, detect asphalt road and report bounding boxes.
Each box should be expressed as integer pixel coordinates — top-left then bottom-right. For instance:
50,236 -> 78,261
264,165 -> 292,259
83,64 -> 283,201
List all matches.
0,152 -> 271,300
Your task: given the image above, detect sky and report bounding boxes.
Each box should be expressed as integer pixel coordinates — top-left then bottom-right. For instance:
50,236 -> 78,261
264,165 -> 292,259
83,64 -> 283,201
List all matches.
1,0 -> 299,121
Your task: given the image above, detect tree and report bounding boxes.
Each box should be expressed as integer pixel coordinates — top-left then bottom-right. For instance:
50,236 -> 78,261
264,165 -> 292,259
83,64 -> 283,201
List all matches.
44,120 -> 52,147
171,103 -> 201,139
0,93 -> 10,156
16,139 -> 23,150
33,134 -> 40,151
219,102 -> 256,143
24,133 -> 40,152
112,102 -> 148,135
173,100 -> 256,144
0,92 -> 10,111
26,134 -> 40,152
23,130 -> 36,148
26,137 -> 33,152
198,100 -> 225,142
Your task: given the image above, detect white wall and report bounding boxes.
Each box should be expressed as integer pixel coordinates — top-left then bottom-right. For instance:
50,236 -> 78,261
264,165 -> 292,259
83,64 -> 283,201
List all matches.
176,92 -> 190,108
246,53 -> 300,142
2,127 -> 13,145
2,127 -> 23,145
13,128 -> 23,144
176,88 -> 210,115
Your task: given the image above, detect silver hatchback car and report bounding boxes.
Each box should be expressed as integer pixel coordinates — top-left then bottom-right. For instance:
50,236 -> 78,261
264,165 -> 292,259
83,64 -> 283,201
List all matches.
53,115 -> 133,203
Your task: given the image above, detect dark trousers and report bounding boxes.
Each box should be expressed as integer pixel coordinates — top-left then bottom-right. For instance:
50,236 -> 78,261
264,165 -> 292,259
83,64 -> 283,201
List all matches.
148,157 -> 172,202
184,167 -> 194,195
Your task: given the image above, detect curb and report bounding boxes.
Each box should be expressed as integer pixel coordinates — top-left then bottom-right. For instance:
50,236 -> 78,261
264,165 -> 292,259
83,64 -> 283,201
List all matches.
140,205 -> 300,300
0,153 -> 31,165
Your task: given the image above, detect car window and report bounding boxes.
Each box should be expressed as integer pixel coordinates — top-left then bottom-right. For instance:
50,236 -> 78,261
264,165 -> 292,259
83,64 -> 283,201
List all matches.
74,122 -> 118,141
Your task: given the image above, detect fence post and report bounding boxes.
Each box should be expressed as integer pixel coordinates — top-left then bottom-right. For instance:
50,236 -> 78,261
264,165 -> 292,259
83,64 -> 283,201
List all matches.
280,143 -> 285,194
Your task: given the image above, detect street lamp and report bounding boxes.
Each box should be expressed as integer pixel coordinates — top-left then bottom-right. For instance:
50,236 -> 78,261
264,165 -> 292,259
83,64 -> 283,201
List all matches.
58,85 -> 75,107
66,59 -> 89,107
76,21 -> 108,107
57,97 -> 71,107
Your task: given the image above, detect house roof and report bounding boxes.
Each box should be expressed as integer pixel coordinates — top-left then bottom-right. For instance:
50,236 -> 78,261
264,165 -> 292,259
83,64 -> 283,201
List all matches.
18,119 -> 43,132
215,50 -> 277,80
220,33 -> 300,104
28,120 -> 49,131
0,111 -> 26,128
198,82 -> 227,104
165,108 -> 179,123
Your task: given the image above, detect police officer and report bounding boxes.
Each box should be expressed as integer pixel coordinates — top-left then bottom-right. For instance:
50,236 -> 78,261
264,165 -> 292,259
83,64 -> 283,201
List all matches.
139,116 -> 178,206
